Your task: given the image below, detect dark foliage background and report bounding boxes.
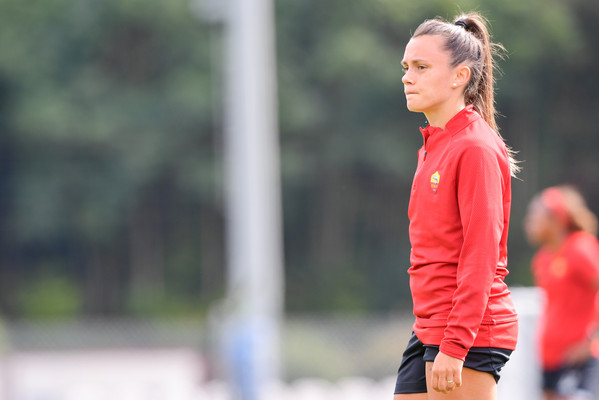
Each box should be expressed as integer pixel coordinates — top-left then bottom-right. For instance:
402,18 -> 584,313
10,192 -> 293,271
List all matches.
0,0 -> 597,318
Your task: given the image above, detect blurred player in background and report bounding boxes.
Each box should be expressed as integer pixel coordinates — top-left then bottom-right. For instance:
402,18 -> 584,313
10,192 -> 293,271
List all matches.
525,185 -> 599,400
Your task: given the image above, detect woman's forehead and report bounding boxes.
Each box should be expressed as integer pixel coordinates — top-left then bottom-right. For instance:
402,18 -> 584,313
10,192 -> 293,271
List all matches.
402,35 -> 449,63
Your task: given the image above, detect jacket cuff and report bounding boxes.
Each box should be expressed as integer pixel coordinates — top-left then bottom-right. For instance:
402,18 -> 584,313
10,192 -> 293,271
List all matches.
439,341 -> 468,362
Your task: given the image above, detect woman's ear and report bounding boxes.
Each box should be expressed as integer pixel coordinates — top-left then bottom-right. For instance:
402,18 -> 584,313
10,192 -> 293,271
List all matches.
452,65 -> 471,88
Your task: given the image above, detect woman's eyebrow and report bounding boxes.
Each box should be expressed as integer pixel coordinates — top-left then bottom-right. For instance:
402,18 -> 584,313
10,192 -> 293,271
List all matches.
402,58 -> 428,65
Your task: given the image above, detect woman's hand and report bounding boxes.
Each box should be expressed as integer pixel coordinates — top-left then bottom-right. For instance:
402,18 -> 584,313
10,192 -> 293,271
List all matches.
429,351 -> 464,393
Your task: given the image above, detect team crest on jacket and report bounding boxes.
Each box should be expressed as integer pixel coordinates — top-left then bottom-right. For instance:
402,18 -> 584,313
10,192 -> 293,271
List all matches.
430,171 -> 440,192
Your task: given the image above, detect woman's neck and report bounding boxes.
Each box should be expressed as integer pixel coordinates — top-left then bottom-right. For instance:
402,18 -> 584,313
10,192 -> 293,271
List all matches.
546,230 -> 569,253
425,102 -> 467,129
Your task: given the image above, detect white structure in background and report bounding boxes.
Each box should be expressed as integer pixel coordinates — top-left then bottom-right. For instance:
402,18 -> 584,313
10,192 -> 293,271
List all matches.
3,349 -> 204,400
498,286 -> 543,400
192,0 -> 284,399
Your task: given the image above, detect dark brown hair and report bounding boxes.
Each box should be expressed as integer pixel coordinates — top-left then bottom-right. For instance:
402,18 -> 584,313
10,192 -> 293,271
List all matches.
413,13 -> 520,176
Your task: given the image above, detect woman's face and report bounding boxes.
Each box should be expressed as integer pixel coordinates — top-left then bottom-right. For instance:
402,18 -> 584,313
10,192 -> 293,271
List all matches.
524,199 -> 554,246
401,35 -> 457,115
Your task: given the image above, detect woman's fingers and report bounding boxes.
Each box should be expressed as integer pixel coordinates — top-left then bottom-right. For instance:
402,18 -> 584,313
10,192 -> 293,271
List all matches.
428,352 -> 464,392
452,371 -> 463,387
430,369 -> 455,392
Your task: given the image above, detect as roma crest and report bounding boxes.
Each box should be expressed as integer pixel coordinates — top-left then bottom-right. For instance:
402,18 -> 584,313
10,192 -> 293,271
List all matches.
430,171 -> 440,193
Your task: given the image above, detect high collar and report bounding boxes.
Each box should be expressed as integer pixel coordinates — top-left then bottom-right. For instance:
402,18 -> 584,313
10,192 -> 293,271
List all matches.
419,104 -> 479,144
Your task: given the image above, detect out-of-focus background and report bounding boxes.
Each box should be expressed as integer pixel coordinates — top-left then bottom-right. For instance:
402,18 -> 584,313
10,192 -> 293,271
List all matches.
0,0 -> 597,399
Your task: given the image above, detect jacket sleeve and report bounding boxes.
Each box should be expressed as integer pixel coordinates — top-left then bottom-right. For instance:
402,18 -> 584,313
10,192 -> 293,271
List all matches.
439,143 -> 507,360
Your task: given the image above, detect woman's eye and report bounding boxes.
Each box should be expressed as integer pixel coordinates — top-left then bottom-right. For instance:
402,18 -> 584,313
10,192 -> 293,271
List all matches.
417,65 -> 426,70
402,66 -> 408,73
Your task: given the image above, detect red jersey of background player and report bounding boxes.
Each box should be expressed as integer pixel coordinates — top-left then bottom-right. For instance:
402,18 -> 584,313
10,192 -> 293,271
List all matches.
532,230 -> 599,369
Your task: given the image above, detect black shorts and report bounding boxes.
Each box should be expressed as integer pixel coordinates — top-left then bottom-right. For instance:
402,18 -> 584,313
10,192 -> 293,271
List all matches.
394,332 -> 512,394
542,358 -> 598,396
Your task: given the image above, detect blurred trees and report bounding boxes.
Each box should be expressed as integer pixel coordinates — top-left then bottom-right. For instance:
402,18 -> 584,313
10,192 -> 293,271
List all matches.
0,0 -> 597,318
0,0 -> 223,317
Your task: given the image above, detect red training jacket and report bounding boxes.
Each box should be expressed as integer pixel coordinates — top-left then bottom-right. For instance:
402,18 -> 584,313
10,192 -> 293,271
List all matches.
407,105 -> 518,361
532,230 -> 599,369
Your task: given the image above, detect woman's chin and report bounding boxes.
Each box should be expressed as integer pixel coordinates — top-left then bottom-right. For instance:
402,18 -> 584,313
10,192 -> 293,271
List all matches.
406,103 -> 423,113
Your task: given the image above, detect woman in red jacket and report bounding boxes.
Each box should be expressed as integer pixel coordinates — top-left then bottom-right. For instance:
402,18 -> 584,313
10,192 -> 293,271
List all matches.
394,12 -> 519,399
525,186 -> 599,400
